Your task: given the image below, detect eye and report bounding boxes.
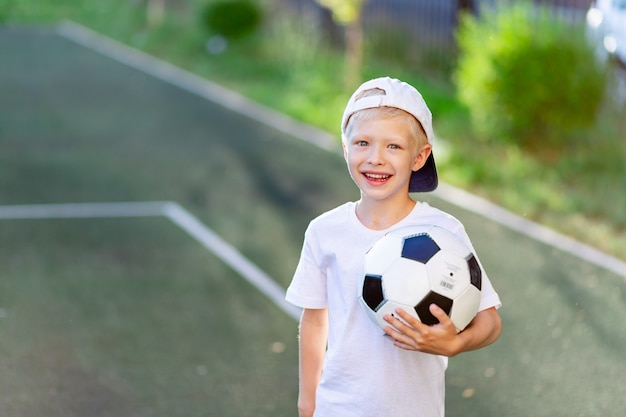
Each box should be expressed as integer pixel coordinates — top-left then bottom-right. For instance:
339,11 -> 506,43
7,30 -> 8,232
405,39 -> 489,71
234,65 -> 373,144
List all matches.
356,140 -> 368,147
388,144 -> 400,150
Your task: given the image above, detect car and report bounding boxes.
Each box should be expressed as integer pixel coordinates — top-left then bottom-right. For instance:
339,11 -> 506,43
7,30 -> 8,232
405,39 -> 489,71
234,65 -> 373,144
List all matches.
586,0 -> 626,67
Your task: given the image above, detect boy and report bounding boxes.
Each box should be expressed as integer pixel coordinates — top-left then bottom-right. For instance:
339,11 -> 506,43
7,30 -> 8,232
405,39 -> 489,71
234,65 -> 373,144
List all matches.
285,77 -> 502,417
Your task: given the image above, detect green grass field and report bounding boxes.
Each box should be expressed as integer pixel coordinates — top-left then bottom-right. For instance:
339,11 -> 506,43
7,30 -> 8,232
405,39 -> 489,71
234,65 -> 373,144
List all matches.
1,25 -> 625,416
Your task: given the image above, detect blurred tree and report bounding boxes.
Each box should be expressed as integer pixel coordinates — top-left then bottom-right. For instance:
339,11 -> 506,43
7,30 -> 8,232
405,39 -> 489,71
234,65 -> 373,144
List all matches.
455,2 -> 607,150
202,0 -> 262,39
316,0 -> 365,88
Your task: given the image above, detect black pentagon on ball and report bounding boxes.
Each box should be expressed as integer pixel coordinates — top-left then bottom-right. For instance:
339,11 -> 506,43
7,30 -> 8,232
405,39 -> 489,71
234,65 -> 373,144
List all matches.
466,254 -> 482,290
362,274 -> 385,311
401,233 -> 441,264
414,292 -> 453,326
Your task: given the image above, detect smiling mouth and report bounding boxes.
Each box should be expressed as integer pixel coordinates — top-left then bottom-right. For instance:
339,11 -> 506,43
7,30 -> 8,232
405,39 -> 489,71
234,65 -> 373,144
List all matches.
364,173 -> 391,182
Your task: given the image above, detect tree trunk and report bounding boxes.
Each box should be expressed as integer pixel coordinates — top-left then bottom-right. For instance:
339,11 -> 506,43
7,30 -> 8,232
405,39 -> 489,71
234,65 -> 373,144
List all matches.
147,0 -> 165,29
344,15 -> 363,88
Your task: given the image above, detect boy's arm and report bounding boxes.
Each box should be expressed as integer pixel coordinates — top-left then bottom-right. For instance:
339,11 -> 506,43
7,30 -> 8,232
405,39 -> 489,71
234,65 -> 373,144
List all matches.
383,304 -> 502,357
297,308 -> 329,417
453,306 -> 501,353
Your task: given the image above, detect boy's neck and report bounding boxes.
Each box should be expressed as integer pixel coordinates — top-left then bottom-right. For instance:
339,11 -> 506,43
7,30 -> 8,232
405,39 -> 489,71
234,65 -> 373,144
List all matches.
355,197 -> 417,230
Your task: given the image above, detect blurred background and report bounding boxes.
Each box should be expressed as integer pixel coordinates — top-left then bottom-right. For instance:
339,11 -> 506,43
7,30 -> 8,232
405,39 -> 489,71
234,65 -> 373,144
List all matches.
4,0 -> 622,261
2,1 -> 626,416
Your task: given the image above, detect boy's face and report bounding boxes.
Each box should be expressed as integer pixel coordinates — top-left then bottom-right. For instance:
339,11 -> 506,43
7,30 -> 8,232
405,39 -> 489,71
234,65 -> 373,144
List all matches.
343,115 -> 431,202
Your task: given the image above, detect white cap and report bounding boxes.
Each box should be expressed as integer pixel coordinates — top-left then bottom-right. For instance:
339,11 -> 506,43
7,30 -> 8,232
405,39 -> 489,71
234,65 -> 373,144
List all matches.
341,77 -> 438,192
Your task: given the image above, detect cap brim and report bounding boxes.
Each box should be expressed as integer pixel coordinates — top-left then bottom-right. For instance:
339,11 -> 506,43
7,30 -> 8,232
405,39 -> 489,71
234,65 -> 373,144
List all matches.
409,152 -> 438,193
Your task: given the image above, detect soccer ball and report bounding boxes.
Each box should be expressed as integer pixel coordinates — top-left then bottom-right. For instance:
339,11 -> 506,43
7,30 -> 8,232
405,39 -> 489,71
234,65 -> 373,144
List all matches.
359,224 -> 482,333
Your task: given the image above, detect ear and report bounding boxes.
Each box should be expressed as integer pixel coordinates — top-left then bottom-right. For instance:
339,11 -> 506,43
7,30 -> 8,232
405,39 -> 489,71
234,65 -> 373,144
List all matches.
412,143 -> 432,172
342,140 -> 348,161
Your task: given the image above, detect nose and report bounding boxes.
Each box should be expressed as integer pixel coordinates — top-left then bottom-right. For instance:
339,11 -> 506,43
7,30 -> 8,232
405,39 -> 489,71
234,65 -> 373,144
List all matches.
366,144 -> 385,165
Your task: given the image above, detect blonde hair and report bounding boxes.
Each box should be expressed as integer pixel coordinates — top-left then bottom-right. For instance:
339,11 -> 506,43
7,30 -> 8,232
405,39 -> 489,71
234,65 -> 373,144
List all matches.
343,88 -> 428,146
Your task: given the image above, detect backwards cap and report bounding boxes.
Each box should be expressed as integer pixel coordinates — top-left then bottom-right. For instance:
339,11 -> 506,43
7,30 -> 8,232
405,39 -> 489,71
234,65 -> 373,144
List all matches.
341,77 -> 438,193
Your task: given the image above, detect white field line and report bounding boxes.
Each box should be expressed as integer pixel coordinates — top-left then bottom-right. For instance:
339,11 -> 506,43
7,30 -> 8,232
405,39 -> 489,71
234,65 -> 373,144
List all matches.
433,184 -> 626,278
53,21 -> 626,278
56,20 -> 339,153
0,201 -> 168,219
161,202 -> 302,320
0,202 -> 302,321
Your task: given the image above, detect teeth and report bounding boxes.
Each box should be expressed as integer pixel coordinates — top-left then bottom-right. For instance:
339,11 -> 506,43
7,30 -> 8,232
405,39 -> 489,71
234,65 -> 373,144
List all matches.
365,173 -> 390,179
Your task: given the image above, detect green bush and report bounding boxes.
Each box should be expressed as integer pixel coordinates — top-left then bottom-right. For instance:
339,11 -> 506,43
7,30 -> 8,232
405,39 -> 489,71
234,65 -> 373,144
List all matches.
455,2 -> 607,149
201,0 -> 262,39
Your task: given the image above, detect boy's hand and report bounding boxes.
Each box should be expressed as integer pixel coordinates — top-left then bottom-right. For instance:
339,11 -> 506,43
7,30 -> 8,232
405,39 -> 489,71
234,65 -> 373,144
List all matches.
383,304 -> 463,357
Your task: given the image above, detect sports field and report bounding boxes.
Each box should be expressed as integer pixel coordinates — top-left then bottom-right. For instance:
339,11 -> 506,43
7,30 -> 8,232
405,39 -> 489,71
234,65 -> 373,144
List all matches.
1,23 -> 625,417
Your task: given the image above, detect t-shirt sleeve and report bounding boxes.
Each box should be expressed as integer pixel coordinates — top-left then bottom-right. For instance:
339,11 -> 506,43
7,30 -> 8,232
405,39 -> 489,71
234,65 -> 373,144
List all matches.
453,223 -> 502,312
285,226 -> 328,309
477,273 -> 501,312
466,248 -> 501,312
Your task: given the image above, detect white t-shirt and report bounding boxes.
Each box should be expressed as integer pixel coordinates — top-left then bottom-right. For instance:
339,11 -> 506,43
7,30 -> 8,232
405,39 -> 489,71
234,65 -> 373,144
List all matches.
286,201 -> 501,417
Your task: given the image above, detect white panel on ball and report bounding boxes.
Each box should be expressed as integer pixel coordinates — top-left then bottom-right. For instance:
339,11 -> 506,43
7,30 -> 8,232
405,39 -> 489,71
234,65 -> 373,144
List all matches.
382,258 -> 430,306
364,235 -> 404,276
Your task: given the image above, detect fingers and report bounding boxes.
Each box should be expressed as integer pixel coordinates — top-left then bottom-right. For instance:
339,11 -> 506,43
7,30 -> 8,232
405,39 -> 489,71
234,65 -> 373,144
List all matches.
383,308 -> 421,332
382,305 -> 458,354
428,303 -> 453,327
382,309 -> 425,351
391,305 -> 445,330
